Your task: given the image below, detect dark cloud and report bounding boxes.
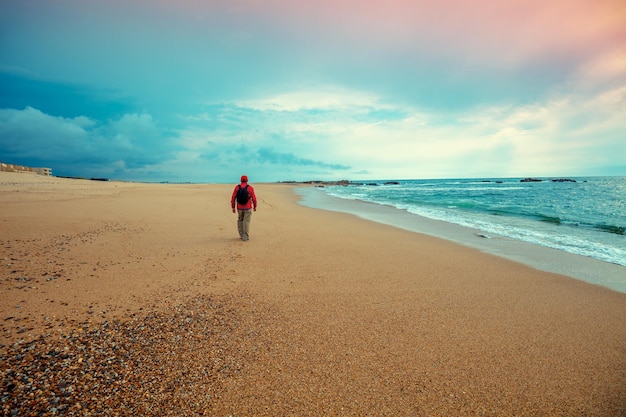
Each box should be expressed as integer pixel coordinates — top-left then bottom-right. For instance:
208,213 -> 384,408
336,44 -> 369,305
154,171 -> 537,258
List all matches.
257,147 -> 350,170
0,107 -> 177,178
0,71 -> 132,119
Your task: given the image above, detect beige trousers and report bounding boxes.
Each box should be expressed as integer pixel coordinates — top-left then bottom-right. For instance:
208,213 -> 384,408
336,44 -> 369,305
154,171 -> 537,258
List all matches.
237,209 -> 252,240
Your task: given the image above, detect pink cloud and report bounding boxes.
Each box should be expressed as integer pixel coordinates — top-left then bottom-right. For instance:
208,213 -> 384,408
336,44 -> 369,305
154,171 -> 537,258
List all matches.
155,0 -> 625,69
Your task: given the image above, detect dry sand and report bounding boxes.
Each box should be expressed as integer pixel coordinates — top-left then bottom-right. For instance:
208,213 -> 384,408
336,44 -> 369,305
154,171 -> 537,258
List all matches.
1,172 -> 625,416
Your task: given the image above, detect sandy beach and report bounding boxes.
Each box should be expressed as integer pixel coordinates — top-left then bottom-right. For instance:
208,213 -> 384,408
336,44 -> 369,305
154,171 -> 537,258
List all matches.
1,172 -> 625,416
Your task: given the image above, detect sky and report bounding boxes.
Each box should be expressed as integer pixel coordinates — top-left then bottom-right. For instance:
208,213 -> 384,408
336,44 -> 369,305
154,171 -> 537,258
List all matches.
1,0 -> 625,183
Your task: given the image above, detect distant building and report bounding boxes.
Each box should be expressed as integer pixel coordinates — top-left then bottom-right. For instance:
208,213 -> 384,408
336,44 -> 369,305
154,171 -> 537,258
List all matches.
0,162 -> 52,176
34,167 -> 52,176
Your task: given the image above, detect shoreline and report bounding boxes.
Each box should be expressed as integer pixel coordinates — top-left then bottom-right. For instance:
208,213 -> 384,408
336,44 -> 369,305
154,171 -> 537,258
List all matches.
296,186 -> 626,294
1,172 -> 625,415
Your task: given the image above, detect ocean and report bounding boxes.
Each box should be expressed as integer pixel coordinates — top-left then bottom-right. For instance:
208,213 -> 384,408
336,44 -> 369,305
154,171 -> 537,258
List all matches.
296,176 -> 626,293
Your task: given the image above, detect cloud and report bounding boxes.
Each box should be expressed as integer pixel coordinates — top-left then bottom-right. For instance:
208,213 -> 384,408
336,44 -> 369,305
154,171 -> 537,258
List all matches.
2,63 -> 624,183
236,87 -> 381,112
0,71 -> 132,119
0,0 -> 624,181
0,107 -> 92,159
256,147 -> 350,170
0,107 -> 177,177
261,80 -> 626,179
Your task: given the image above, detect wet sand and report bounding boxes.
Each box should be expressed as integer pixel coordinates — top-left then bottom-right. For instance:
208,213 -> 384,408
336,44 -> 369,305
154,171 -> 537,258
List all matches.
295,186 -> 626,293
1,172 -> 625,416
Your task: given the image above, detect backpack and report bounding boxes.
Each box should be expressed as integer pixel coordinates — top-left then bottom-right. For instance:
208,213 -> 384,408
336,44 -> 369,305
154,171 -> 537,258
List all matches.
236,184 -> 249,205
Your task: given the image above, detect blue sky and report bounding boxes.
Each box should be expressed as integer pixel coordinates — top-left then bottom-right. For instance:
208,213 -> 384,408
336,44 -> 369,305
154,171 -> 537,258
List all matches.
1,0 -> 625,183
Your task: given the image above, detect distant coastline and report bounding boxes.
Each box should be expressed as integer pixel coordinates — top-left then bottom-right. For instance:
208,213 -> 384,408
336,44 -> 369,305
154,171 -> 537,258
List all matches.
0,161 -> 592,187
279,177 -> 582,186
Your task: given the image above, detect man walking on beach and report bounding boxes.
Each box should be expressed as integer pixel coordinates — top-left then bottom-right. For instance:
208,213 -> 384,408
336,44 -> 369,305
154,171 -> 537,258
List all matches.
231,175 -> 257,241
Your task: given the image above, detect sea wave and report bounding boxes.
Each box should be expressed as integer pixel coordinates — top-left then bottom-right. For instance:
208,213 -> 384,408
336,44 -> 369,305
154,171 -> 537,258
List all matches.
595,224 -> 625,235
322,178 -> 626,267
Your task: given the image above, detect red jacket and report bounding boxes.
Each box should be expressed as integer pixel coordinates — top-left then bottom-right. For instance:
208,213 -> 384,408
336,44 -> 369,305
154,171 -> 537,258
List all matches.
231,183 -> 257,210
